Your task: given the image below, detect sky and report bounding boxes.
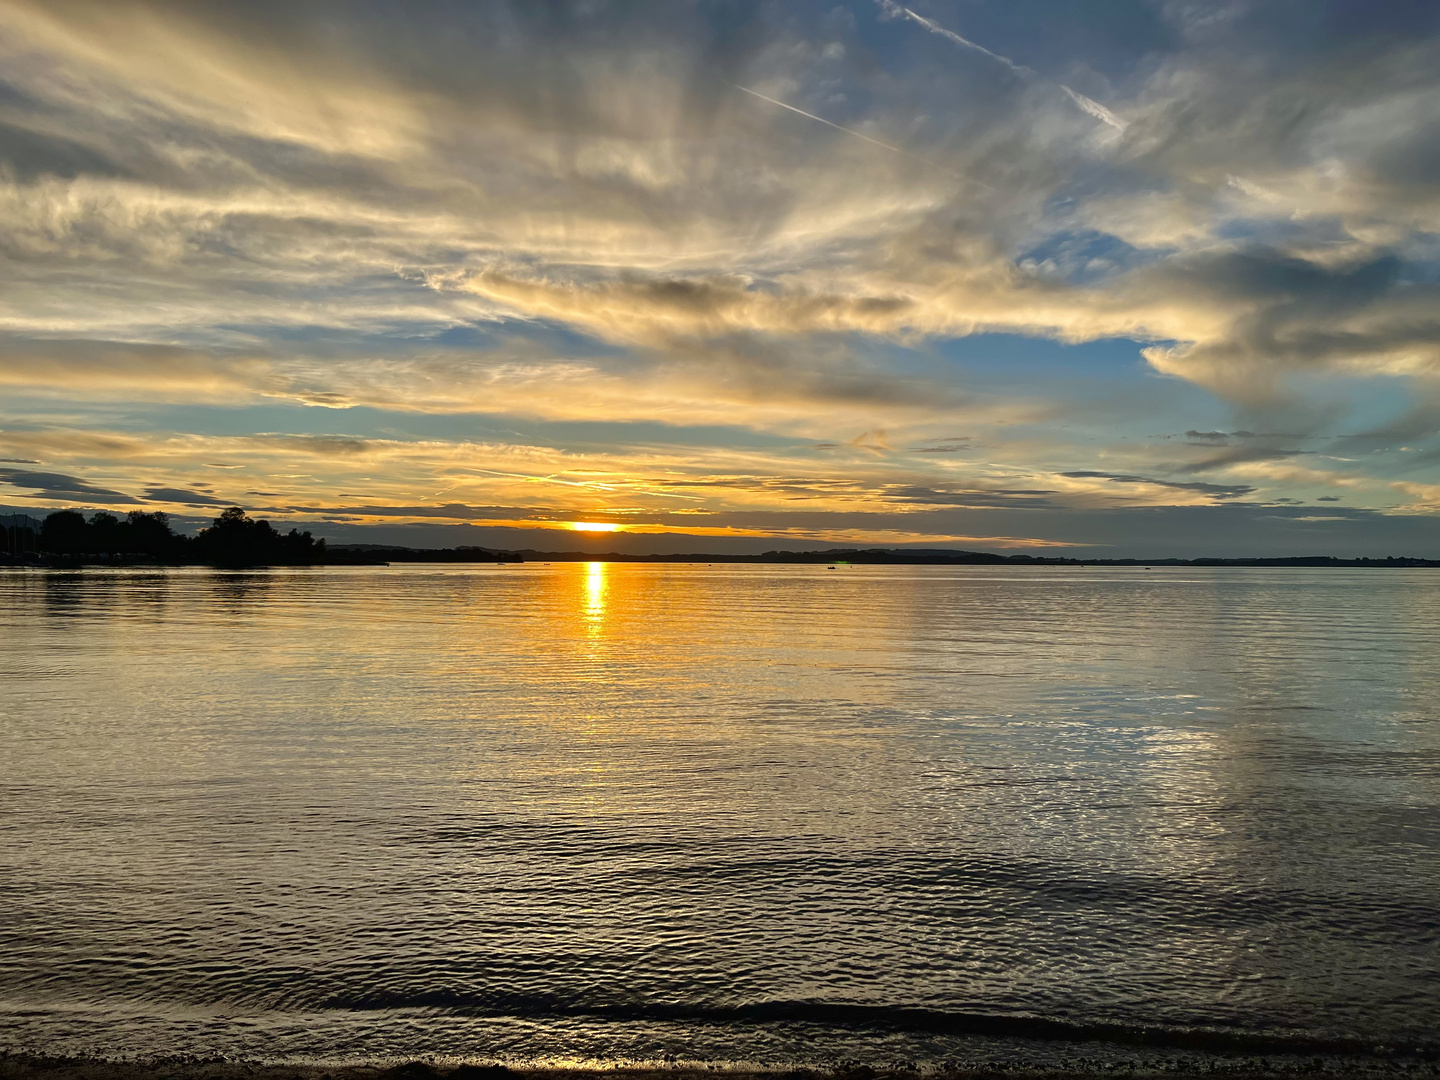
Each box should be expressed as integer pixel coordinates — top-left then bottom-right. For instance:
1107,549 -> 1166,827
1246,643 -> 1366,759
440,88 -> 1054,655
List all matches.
2,0 -> 1440,556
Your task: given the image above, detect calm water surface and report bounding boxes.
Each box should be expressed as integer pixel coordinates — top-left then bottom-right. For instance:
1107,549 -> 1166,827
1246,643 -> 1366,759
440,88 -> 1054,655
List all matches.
2,564 -> 1438,1066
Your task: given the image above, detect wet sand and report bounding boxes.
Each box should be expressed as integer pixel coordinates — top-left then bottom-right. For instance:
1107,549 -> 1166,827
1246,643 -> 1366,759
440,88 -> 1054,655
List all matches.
4,1056 -> 1436,1080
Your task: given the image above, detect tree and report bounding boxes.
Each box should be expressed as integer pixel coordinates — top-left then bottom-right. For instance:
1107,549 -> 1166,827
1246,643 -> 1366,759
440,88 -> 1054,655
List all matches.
125,511 -> 178,557
41,510 -> 88,555
87,512 -> 123,553
194,507 -> 325,566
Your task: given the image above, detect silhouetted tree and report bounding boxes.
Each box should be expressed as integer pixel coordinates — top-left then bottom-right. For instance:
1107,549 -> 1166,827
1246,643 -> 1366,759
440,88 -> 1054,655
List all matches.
87,512 -> 123,553
194,507 -> 325,566
39,508 -> 188,559
125,510 -> 180,557
40,510 -> 89,555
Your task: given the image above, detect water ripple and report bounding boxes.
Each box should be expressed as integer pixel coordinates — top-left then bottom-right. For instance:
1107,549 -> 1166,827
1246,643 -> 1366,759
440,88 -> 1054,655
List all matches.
1,564 -> 1438,1065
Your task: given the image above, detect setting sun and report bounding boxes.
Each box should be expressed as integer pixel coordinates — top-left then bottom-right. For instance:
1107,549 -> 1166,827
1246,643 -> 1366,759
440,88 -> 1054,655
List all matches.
565,522 -> 623,533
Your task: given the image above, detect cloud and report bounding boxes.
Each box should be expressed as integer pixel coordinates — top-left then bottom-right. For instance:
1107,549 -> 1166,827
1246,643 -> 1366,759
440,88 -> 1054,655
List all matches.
877,0 -> 1125,142
1182,430 -> 1260,443
142,486 -> 234,506
909,436 -> 972,453
0,1 -> 1431,407
289,502 -> 558,521
878,484 -> 1058,509
1173,446 -> 1312,473
456,270 -> 916,345
0,1 -> 1437,548
733,85 -> 965,178
1061,471 -> 1256,500
1134,251 -> 1440,397
0,338 -> 286,403
0,467 -> 134,502
261,435 -> 372,457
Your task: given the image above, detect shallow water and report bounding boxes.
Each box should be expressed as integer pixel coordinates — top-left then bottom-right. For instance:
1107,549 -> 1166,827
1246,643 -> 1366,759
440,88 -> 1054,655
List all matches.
1,564 -> 1438,1066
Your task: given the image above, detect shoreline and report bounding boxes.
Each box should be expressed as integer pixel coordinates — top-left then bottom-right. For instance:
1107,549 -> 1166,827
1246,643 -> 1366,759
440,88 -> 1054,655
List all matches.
7,1057 -> 1440,1080
3,556 -> 1440,568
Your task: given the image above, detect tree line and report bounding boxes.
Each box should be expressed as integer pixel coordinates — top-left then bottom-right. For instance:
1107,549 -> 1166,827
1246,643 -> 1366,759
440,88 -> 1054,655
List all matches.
30,507 -> 327,566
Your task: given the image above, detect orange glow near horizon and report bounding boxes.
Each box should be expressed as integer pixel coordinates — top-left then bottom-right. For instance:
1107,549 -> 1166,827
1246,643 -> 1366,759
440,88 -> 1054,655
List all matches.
275,510 -> 1081,548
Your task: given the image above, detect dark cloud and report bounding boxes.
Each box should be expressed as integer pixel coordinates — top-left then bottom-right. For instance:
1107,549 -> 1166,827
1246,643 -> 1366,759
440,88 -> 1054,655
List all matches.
1182,430 -> 1260,444
262,435 -> 371,455
1062,471 -> 1255,499
1174,446 -> 1312,473
143,487 -> 234,506
292,503 -> 559,520
879,484 -> 1057,509
0,468 -> 134,503
647,475 -> 1055,508
0,117 -> 132,184
1135,250 -> 1440,395
652,476 -> 861,498
909,437 -> 973,453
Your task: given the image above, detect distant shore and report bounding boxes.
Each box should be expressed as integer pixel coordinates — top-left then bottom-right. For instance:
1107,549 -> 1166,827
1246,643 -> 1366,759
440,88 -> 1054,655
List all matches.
363,549 -> 1440,567
5,509 -> 1440,567
3,548 -> 1439,568
2,552 -> 1440,570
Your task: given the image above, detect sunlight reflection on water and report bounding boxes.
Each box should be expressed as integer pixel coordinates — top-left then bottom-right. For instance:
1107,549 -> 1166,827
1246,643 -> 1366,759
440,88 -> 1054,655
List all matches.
584,560 -> 607,637
1,564 -> 1438,1066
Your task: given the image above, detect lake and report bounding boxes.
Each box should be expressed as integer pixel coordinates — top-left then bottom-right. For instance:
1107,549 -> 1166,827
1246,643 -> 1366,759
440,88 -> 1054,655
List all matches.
2,564 -> 1438,1068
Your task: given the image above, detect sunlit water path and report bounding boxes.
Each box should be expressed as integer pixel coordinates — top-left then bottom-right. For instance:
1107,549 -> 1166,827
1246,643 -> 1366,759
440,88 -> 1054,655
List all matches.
2,565 -> 1438,1067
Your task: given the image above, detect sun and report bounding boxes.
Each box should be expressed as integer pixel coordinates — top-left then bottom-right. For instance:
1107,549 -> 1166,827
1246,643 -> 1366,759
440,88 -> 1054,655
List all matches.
565,521 -> 623,533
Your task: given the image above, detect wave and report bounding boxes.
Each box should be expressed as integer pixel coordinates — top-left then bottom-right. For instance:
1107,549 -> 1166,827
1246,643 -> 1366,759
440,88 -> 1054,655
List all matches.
318,994 -> 1439,1059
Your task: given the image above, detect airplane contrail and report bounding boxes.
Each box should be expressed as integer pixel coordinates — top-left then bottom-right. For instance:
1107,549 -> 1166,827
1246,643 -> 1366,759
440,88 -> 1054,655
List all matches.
734,85 -> 991,188
735,85 -> 913,157
889,4 -> 1031,76
879,1 -> 1125,131
1061,85 -> 1126,131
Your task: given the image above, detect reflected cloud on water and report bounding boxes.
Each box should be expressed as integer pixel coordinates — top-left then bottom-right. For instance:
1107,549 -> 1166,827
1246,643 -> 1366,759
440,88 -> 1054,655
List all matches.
1,565 -> 1438,1062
